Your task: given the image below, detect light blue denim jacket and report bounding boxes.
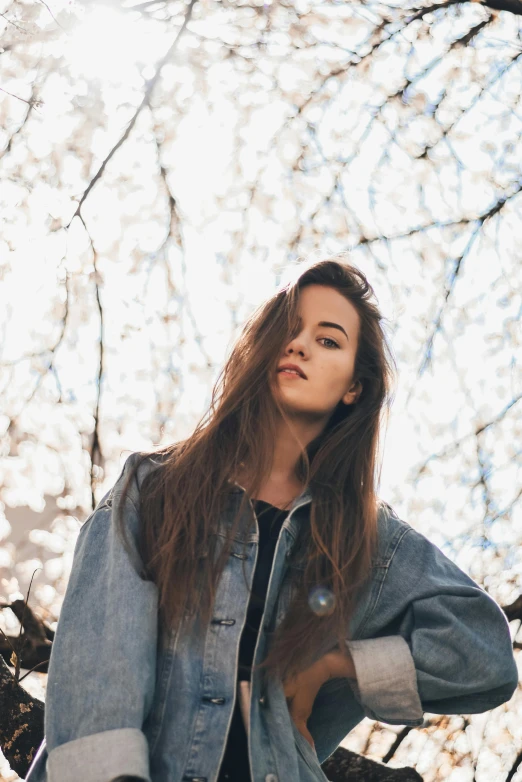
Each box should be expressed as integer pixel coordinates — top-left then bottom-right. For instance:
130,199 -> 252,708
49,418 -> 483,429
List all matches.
26,453 -> 518,782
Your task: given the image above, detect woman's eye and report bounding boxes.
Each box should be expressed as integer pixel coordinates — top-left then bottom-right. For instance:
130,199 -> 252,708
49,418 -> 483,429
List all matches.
319,337 -> 339,349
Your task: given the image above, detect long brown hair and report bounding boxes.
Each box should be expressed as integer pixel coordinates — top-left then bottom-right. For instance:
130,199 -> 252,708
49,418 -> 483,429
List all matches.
115,255 -> 397,682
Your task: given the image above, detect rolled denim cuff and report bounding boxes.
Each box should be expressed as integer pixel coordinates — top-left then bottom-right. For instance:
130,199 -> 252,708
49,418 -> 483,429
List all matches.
47,728 -> 151,782
345,635 -> 425,726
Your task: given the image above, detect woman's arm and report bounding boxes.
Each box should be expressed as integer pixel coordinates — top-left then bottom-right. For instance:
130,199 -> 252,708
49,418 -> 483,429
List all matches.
343,522 -> 518,726
42,454 -> 158,782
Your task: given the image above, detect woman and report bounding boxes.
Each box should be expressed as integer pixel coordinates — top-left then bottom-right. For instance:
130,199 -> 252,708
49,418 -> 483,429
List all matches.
26,258 -> 517,782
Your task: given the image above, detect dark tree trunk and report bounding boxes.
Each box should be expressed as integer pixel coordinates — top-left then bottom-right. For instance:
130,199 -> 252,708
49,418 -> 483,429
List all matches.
322,747 -> 422,781
0,654 -> 45,778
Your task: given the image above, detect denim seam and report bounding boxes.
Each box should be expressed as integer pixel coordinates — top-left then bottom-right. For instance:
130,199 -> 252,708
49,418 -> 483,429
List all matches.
148,624 -> 181,756
355,527 -> 412,639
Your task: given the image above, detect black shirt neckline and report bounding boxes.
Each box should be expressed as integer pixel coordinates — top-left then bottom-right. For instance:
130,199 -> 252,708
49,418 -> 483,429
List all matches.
252,497 -> 289,512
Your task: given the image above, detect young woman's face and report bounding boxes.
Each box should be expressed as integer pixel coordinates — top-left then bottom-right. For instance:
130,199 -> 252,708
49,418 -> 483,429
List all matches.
272,284 -> 362,420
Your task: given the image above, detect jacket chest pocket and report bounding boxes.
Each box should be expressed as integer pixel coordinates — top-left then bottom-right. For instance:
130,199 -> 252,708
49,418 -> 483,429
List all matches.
181,533 -> 254,619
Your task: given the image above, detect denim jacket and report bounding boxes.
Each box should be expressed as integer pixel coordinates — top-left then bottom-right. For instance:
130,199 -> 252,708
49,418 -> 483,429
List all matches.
26,453 -> 518,782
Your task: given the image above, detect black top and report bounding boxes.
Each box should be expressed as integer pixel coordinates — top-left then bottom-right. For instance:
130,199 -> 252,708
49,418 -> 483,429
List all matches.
237,499 -> 289,680
217,499 -> 289,781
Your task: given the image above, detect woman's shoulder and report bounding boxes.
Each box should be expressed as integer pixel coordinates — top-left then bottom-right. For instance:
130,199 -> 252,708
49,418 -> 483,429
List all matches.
374,500 -> 480,592
373,499 -> 413,567
76,452 -> 167,535
112,449 -> 170,500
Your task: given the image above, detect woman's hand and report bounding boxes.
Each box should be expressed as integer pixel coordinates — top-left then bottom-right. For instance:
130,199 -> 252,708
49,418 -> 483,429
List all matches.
283,649 -> 356,751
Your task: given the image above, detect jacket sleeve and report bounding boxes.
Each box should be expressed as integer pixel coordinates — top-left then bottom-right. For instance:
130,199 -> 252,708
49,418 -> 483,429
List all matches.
345,521 -> 518,727
43,453 -> 157,782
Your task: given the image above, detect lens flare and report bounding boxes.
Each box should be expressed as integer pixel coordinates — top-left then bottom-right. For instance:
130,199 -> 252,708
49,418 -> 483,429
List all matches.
308,585 -> 335,616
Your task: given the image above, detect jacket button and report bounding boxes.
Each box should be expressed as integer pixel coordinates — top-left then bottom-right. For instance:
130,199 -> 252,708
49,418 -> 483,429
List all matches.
259,694 -> 266,706
265,775 -> 278,782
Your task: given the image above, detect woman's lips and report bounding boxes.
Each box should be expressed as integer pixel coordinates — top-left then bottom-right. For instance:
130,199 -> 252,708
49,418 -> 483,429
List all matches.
278,369 -> 305,379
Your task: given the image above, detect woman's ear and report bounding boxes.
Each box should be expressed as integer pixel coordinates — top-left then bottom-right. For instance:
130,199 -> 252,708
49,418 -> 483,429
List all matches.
342,379 -> 362,406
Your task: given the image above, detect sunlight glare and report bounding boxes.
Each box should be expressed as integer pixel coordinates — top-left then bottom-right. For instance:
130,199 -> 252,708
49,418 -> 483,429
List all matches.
64,5 -> 161,83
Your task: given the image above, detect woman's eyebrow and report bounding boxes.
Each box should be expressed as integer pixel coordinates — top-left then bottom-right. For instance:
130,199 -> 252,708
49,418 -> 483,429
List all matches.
317,321 -> 349,341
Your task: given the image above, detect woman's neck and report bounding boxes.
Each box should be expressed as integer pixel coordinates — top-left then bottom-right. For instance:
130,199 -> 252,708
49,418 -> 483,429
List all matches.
236,467 -> 305,511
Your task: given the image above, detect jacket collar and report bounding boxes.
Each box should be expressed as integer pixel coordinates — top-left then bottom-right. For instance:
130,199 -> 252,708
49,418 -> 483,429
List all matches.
228,481 -> 312,542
